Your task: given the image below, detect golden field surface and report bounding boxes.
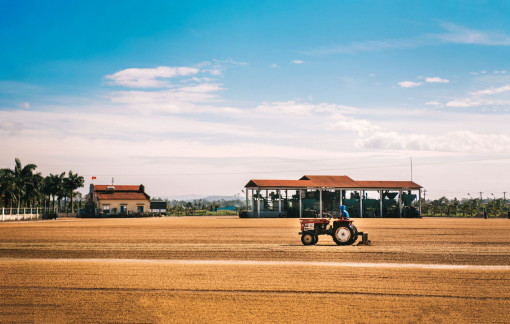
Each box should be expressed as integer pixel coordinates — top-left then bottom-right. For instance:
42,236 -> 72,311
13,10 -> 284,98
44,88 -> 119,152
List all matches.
0,217 -> 509,323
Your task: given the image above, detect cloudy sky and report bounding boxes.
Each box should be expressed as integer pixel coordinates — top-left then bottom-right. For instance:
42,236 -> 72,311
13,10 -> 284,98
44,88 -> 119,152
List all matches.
1,0 -> 509,199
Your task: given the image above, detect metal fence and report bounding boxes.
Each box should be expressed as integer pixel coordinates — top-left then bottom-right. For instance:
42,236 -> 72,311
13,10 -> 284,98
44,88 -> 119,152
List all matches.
1,208 -> 47,221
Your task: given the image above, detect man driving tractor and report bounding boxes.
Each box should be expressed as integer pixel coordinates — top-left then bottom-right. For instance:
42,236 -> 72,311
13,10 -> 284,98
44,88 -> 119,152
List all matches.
339,205 -> 350,219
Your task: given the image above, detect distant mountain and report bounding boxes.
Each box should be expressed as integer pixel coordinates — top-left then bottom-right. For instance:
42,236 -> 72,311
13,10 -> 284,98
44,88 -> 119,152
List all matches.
154,194 -> 243,202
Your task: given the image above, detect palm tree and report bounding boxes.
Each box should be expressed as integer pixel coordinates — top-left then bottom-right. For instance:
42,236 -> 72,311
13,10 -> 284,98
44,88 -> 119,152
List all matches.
0,168 -> 15,208
24,173 -> 43,208
64,171 -> 84,215
12,158 -> 38,210
46,172 -> 65,212
54,172 -> 66,212
42,176 -> 54,209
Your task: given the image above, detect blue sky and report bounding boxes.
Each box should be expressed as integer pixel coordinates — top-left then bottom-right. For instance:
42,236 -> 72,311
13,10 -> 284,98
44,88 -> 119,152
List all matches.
1,0 -> 509,199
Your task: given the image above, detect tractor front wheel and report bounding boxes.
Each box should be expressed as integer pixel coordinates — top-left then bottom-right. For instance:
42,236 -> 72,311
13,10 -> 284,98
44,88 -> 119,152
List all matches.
301,233 -> 315,245
333,226 -> 356,245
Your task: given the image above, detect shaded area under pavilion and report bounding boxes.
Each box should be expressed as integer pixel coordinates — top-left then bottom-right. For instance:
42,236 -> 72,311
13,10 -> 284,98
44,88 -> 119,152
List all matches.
242,175 -> 422,218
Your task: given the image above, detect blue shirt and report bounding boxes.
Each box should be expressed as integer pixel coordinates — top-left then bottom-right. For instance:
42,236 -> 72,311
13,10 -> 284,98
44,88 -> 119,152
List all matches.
341,210 -> 350,219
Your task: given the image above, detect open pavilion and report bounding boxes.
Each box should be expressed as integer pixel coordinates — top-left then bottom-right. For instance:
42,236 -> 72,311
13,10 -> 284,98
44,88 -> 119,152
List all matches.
243,175 -> 422,218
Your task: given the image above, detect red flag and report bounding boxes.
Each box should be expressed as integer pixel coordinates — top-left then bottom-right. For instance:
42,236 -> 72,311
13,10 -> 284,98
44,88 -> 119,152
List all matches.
92,176 -> 96,180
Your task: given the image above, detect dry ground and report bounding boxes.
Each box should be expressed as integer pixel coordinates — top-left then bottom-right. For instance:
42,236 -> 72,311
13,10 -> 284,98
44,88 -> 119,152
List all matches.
0,217 -> 509,323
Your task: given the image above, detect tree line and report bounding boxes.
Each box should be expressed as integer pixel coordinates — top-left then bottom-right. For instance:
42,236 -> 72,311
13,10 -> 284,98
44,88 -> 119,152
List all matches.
420,196 -> 509,217
158,198 -> 244,215
0,158 -> 84,213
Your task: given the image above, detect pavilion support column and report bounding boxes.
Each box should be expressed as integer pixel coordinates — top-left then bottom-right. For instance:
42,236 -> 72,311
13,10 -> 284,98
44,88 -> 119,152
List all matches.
299,189 -> 303,218
339,189 -> 343,207
399,190 -> 403,218
359,190 -> 363,218
379,190 -> 383,218
278,189 -> 282,213
245,190 -> 249,212
319,189 -> 323,217
257,189 -> 261,217
251,189 -> 255,211
419,188 -> 422,216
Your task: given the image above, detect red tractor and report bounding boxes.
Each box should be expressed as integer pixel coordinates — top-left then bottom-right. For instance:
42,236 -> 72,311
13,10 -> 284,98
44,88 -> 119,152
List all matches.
299,217 -> 369,245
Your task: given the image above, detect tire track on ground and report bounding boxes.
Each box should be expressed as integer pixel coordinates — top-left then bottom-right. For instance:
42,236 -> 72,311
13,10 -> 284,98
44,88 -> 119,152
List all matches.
1,285 -> 508,301
2,258 -> 510,270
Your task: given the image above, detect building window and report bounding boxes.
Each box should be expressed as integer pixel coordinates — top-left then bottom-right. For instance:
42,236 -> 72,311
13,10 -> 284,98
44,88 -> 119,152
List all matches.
103,205 -> 110,214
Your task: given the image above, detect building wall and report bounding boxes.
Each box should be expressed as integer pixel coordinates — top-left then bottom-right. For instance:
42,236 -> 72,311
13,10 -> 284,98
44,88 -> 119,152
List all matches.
97,199 -> 150,214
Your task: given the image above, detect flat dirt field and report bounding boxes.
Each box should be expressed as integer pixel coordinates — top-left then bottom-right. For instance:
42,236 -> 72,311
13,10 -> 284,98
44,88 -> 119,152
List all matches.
1,217 -> 509,323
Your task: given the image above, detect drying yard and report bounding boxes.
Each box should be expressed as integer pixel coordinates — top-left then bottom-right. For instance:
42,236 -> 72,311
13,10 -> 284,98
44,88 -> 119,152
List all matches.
1,217 -> 509,323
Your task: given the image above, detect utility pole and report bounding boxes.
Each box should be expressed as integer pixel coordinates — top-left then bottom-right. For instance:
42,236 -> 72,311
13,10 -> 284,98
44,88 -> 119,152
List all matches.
504,192 -> 507,203
479,192 -> 483,203
410,157 -> 413,182
423,189 -> 426,201
112,177 -> 114,186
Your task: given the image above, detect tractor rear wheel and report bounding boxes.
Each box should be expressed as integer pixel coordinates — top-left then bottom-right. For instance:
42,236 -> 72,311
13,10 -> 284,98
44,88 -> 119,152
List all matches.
333,226 -> 357,245
312,234 -> 319,245
301,233 -> 315,245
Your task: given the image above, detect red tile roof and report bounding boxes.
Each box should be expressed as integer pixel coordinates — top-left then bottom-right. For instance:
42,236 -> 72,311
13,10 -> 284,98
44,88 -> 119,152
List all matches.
300,175 -> 359,188
95,192 -> 149,200
355,180 -> 421,189
245,175 -> 421,190
93,185 -> 141,192
91,184 -> 150,201
245,180 -> 312,188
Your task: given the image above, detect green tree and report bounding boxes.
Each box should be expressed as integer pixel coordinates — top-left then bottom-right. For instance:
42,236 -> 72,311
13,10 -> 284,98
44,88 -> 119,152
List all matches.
47,172 -> 65,212
24,173 -> 43,208
0,168 -> 15,208
63,171 -> 84,215
451,198 -> 460,217
12,158 -> 38,210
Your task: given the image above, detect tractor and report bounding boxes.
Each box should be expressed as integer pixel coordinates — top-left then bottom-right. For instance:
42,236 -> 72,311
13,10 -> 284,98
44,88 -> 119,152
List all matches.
299,216 -> 369,245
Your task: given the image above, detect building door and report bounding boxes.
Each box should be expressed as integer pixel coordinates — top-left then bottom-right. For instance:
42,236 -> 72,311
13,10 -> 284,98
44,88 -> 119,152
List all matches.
137,206 -> 144,213
120,205 -> 127,213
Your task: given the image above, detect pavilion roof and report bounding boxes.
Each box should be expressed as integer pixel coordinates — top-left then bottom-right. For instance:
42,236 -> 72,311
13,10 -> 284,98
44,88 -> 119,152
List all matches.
245,175 -> 421,190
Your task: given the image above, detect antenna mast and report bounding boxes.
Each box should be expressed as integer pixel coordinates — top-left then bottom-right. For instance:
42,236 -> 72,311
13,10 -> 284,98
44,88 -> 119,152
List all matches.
410,157 -> 413,181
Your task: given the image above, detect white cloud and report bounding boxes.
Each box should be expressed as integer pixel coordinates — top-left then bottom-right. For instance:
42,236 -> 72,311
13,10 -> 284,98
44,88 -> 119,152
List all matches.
291,60 -> 304,64
425,77 -> 449,83
0,121 -> 22,136
196,59 -> 248,76
357,130 -> 510,153
446,98 -> 510,108
110,83 -> 224,113
20,102 -> 30,109
435,23 -> 510,46
269,64 -> 279,68
105,66 -> 200,88
330,118 -> 380,135
442,82 -> 510,108
398,81 -> 422,88
305,23 -> 510,56
470,84 -> 510,96
255,101 -> 357,116
425,101 -> 444,107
